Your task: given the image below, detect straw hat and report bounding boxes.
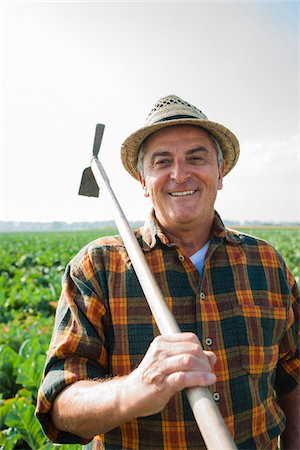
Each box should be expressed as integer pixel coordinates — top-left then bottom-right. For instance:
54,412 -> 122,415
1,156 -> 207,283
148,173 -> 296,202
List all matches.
121,94 -> 240,179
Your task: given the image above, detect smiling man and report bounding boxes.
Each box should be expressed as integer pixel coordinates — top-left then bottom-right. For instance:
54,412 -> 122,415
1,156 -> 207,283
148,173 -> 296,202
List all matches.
36,95 -> 299,450
138,125 -> 225,256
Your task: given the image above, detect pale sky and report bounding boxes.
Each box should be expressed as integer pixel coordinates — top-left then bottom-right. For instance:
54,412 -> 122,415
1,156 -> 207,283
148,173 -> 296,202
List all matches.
1,1 -> 299,224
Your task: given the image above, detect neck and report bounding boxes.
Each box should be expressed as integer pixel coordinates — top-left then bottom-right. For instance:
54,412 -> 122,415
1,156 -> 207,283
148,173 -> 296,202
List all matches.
158,213 -> 214,257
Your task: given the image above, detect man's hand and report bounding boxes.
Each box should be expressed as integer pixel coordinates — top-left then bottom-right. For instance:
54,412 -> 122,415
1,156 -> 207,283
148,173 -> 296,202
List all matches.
122,332 -> 217,418
51,332 -> 217,440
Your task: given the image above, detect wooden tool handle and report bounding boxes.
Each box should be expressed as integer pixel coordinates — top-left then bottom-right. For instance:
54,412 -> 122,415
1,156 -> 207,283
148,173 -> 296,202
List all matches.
91,157 -> 237,450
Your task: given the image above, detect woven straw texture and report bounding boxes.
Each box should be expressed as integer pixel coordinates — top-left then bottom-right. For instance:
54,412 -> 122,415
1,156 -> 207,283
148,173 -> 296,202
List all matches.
121,95 -> 240,179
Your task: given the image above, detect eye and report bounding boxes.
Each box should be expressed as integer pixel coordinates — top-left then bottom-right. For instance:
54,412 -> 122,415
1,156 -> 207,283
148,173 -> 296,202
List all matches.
188,155 -> 205,163
154,158 -> 171,167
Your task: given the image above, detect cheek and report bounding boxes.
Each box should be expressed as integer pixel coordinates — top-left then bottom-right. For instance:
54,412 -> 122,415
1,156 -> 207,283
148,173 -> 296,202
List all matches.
143,174 -> 164,198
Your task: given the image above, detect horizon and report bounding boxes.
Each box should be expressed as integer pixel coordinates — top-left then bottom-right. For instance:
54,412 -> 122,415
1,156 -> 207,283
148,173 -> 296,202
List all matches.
1,2 -> 299,224
1,217 -> 299,234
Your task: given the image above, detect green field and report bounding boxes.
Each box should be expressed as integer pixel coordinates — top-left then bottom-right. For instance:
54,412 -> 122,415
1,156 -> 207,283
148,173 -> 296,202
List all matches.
0,227 -> 299,449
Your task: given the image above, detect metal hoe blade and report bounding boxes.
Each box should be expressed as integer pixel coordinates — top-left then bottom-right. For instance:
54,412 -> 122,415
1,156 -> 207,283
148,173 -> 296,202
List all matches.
93,124 -> 105,157
78,167 -> 99,197
78,124 -> 105,197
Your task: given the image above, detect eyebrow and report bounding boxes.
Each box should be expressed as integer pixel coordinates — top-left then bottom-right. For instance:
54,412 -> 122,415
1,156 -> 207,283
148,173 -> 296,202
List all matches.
187,146 -> 210,155
150,146 -> 209,163
150,151 -> 171,164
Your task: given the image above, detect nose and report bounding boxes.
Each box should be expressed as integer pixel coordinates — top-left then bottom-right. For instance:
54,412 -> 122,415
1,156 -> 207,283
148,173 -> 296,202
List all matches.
170,159 -> 190,183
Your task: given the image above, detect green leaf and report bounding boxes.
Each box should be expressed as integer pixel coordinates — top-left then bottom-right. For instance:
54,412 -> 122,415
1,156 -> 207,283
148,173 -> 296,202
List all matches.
0,427 -> 22,450
0,344 -> 18,363
5,402 -> 46,449
38,444 -> 59,450
56,445 -> 83,450
15,388 -> 35,399
16,338 -> 47,390
17,354 -> 45,389
0,398 -> 15,429
0,350 -> 22,401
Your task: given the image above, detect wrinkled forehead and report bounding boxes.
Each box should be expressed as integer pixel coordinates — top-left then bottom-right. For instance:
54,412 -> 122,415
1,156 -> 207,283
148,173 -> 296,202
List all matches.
141,124 -> 215,153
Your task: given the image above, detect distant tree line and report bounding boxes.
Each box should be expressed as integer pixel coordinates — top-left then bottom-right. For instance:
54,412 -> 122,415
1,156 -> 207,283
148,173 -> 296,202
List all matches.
0,221 -> 145,232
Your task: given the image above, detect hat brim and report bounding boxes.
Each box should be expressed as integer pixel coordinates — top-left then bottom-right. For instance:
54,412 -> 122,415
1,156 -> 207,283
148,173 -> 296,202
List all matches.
121,118 -> 240,179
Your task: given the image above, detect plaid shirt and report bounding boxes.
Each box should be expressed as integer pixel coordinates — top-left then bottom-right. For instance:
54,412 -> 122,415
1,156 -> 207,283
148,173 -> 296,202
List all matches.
36,211 -> 299,450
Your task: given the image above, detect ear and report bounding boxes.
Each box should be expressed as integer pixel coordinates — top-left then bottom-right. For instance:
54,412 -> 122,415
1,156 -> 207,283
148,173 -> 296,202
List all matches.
217,160 -> 226,190
138,172 -> 150,197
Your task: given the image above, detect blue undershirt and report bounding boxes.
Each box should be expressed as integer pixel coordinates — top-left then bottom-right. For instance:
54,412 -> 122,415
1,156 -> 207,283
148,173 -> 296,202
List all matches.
190,241 -> 210,274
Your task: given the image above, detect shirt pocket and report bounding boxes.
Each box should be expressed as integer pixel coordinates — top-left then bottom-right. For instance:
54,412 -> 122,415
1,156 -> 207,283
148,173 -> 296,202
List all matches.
233,304 -> 287,376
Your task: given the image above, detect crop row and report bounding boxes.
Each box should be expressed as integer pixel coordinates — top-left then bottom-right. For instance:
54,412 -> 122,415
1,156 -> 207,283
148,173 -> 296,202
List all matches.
0,227 -> 299,449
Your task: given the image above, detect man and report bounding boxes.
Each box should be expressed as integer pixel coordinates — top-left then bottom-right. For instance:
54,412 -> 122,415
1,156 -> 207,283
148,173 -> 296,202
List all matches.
36,95 -> 299,449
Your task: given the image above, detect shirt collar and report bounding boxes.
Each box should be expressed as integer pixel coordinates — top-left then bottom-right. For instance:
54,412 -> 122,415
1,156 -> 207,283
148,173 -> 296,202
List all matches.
140,209 -> 169,250
141,209 -> 241,251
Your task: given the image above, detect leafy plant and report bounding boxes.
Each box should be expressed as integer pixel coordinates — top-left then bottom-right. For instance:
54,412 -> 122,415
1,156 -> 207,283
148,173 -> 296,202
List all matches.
4,401 -> 45,449
0,226 -> 298,448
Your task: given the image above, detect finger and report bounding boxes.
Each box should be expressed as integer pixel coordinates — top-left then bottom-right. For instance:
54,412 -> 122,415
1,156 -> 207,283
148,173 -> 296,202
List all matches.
142,352 -> 213,385
204,351 -> 217,367
149,341 -> 203,360
166,369 -> 217,391
150,333 -> 203,356
160,333 -> 203,348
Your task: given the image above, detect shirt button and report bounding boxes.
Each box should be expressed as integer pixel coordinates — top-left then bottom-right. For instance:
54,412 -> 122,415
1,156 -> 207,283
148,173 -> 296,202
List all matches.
200,291 -> 205,300
213,392 -> 220,402
178,255 -> 185,262
205,337 -> 213,346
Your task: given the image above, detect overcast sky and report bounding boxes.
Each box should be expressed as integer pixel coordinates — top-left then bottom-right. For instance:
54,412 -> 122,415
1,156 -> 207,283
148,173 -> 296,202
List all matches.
1,1 -> 299,224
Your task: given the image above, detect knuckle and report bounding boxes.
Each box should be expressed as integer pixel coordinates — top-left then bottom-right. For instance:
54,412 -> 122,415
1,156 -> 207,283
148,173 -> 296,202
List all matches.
154,335 -> 164,344
192,343 -> 202,354
187,333 -> 203,349
142,366 -> 162,386
204,350 -> 217,366
151,335 -> 164,350
187,332 -> 199,343
182,354 -> 194,368
173,371 -> 185,386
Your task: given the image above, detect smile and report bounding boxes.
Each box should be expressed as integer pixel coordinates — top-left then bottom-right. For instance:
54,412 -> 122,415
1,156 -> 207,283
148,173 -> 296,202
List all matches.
169,190 -> 196,197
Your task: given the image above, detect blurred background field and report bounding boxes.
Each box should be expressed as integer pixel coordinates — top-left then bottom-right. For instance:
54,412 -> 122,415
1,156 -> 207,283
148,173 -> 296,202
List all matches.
0,226 -> 299,449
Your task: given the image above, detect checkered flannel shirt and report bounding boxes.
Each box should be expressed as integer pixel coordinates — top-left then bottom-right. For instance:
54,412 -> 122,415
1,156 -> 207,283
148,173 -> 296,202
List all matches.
36,211 -> 299,449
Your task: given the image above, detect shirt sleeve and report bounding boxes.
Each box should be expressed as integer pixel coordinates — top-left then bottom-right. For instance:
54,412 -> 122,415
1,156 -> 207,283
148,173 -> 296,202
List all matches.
35,246 -> 109,444
275,262 -> 300,394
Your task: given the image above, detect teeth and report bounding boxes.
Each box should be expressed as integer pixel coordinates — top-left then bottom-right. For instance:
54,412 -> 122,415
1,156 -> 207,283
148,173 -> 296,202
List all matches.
170,190 -> 195,197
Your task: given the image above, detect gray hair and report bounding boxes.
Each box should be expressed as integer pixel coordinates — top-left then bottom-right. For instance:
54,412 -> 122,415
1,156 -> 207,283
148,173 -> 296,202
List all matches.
137,130 -> 224,178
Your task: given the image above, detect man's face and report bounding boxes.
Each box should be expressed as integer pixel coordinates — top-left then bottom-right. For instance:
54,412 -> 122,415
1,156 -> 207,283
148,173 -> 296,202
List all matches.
138,125 -> 225,230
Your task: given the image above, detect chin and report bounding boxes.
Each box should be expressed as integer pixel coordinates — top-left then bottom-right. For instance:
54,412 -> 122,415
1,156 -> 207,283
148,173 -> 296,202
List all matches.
169,213 -> 199,224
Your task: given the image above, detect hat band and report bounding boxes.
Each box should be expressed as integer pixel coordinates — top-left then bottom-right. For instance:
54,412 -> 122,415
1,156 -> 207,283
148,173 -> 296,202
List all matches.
154,114 -> 202,124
